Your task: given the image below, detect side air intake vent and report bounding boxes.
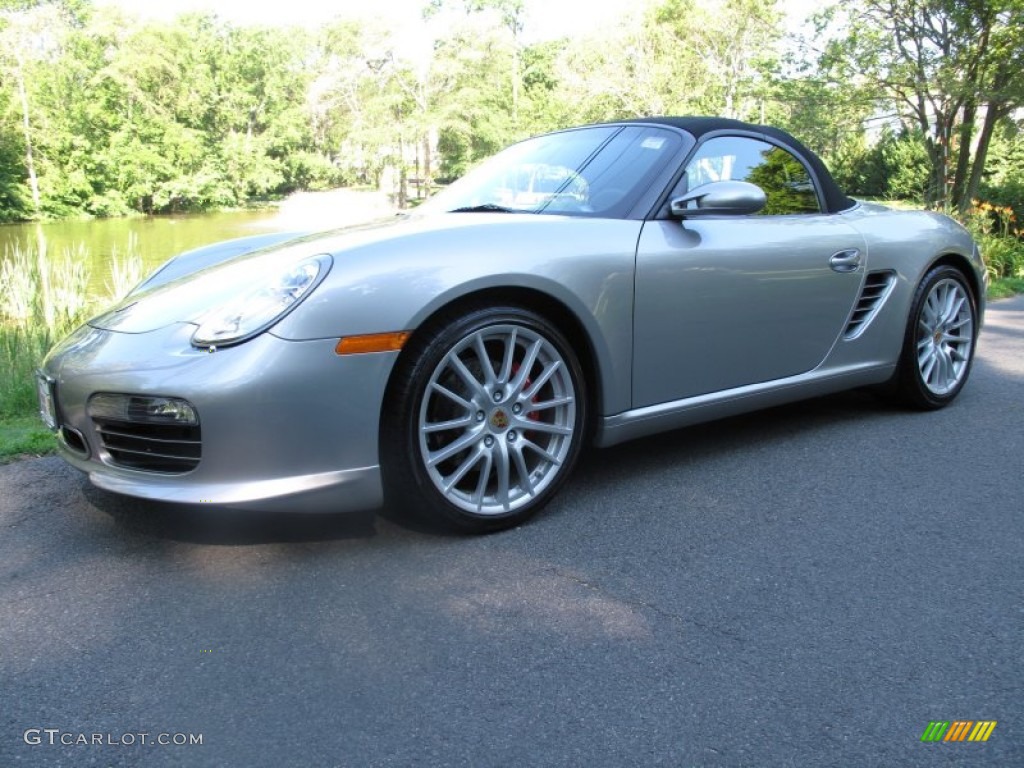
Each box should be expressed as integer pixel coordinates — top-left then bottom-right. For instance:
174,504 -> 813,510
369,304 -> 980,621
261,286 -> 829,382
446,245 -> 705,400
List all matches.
843,271 -> 896,340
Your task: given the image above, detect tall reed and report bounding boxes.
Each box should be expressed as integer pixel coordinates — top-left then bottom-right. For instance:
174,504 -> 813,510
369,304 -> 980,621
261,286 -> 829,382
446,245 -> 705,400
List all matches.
0,235 -> 143,418
107,232 -> 144,299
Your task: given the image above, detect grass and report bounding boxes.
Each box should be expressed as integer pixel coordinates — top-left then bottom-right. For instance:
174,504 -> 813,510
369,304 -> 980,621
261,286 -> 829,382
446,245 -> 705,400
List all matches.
0,414 -> 56,464
1,324 -> 56,417
989,277 -> 1024,300
0,323 -> 62,461
0,323 -> 77,463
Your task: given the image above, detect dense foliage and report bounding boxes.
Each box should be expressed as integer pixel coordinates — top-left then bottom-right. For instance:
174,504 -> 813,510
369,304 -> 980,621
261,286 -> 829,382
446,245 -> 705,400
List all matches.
1,0 -> 1023,224
818,0 -> 1024,212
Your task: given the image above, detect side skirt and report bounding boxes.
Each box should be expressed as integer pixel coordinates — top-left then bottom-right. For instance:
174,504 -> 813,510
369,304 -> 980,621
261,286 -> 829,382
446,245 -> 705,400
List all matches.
596,362 -> 895,448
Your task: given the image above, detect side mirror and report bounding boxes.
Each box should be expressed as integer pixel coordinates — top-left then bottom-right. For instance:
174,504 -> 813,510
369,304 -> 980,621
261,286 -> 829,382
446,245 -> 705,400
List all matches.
670,180 -> 767,218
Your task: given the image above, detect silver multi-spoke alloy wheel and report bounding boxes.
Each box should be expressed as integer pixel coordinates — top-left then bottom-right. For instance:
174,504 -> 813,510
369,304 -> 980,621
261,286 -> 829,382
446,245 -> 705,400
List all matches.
915,277 -> 974,396
895,265 -> 977,409
417,323 -> 577,516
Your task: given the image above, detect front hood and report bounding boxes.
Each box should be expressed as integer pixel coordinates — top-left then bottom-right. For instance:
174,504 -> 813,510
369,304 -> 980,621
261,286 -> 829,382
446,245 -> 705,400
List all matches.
88,212 -> 560,334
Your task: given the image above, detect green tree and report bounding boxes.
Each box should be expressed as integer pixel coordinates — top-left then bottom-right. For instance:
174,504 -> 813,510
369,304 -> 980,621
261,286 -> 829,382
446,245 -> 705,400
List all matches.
654,0 -> 781,119
822,0 -> 1024,210
0,72 -> 31,220
765,76 -> 875,193
551,0 -> 782,123
0,0 -> 86,217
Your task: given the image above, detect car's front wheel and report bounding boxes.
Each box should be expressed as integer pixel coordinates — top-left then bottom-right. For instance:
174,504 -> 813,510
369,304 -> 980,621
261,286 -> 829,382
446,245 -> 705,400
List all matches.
895,265 -> 978,409
383,306 -> 588,533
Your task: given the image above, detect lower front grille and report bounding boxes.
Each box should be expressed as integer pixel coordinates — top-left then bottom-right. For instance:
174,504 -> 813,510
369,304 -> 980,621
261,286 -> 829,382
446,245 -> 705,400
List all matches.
94,419 -> 202,473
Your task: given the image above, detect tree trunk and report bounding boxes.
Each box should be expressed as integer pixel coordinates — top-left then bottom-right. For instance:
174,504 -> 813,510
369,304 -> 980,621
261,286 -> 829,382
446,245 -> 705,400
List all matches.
511,45 -> 519,127
950,100 -> 976,211
422,129 -> 432,198
923,137 -> 946,209
962,103 -> 1005,211
397,136 -> 407,208
15,54 -> 41,216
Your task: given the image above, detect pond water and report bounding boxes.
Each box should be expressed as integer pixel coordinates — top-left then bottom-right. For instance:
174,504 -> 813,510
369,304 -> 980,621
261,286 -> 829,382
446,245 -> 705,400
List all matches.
0,189 -> 395,296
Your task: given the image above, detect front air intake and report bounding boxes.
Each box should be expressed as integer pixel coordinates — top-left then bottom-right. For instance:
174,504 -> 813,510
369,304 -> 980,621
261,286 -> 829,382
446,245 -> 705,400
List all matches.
87,393 -> 202,473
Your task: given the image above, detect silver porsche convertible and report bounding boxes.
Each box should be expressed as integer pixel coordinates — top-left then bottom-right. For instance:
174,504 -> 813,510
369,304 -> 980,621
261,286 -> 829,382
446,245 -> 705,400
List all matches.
39,117 -> 986,532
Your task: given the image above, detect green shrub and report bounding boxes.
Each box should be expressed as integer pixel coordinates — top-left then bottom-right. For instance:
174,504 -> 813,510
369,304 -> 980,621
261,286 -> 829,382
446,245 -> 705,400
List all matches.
958,200 -> 1024,280
835,127 -> 930,200
281,151 -> 344,192
977,233 -> 1024,280
0,324 -> 59,418
980,175 -> 1024,226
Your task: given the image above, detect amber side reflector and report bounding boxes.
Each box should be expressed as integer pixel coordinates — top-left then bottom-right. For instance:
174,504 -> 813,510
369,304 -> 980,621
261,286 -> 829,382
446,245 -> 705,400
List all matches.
335,331 -> 410,355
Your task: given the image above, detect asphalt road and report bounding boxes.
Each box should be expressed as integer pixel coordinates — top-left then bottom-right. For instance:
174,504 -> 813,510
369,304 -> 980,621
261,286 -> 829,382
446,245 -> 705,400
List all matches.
2,296 -> 1022,768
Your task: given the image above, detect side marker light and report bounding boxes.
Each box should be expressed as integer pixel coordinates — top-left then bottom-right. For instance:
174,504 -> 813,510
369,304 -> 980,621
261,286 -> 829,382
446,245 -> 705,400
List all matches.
335,331 -> 411,355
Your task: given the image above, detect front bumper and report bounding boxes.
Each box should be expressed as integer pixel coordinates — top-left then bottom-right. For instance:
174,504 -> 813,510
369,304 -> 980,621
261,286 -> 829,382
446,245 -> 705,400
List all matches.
42,323 -> 397,513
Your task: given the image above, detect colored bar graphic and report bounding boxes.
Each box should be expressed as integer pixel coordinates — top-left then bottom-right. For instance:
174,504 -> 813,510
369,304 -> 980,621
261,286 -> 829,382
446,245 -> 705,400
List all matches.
945,721 -> 973,741
920,720 -> 996,742
968,721 -> 997,742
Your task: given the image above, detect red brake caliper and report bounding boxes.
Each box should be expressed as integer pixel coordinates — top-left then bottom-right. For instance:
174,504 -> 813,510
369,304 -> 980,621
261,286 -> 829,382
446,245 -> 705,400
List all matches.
510,363 -> 541,429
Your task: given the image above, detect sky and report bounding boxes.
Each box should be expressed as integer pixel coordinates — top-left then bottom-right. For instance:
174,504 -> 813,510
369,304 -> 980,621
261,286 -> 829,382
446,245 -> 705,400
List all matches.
93,0 -> 827,42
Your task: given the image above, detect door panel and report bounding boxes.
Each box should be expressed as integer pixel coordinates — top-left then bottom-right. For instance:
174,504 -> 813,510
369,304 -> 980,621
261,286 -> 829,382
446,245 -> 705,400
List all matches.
633,216 -> 866,407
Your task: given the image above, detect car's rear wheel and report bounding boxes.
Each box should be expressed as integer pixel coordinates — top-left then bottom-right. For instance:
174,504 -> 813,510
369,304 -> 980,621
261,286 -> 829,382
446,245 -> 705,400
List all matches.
383,306 -> 587,533
895,265 -> 977,409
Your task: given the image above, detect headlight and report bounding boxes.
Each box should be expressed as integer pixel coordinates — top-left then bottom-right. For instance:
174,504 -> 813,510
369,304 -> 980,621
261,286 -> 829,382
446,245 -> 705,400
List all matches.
192,254 -> 330,347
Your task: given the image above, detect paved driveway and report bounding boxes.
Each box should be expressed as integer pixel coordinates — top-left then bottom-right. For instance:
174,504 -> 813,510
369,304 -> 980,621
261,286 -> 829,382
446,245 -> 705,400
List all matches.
2,296 -> 1022,767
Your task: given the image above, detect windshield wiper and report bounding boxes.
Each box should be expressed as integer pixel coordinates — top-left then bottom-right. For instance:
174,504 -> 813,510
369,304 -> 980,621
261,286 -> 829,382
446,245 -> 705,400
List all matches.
448,203 -> 518,213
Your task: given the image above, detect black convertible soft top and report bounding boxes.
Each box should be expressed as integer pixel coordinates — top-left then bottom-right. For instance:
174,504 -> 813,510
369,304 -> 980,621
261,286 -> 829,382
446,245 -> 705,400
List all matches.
620,116 -> 855,214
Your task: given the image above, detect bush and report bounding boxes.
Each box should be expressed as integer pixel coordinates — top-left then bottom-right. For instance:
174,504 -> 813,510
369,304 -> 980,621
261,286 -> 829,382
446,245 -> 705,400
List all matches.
834,127 -> 930,200
980,175 -> 1024,227
977,234 -> 1024,280
978,120 -> 1024,224
280,151 -> 344,193
0,324 -> 59,419
959,201 -> 1024,280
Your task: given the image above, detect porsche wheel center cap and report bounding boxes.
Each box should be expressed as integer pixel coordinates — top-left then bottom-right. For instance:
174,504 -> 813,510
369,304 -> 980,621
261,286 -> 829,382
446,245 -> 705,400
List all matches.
490,409 -> 510,431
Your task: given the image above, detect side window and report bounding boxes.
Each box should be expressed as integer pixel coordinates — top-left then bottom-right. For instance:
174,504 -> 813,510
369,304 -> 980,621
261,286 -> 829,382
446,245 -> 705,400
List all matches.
683,136 -> 822,215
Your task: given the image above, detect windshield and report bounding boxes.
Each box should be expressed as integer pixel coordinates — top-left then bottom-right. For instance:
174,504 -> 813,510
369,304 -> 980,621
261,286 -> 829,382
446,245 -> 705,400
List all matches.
420,125 -> 682,218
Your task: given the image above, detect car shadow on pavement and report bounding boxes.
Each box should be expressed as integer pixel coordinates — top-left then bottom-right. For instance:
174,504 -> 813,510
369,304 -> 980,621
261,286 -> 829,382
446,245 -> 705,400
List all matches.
82,484 -> 380,545
573,387 -> 898,476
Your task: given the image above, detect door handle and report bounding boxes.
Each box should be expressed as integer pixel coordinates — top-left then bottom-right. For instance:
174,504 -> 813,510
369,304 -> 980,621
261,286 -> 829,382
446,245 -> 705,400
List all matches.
829,249 -> 861,273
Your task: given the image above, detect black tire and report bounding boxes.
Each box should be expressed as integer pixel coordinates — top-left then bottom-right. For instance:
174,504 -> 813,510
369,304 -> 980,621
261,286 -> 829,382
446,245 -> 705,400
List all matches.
894,265 -> 978,409
381,305 -> 588,533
